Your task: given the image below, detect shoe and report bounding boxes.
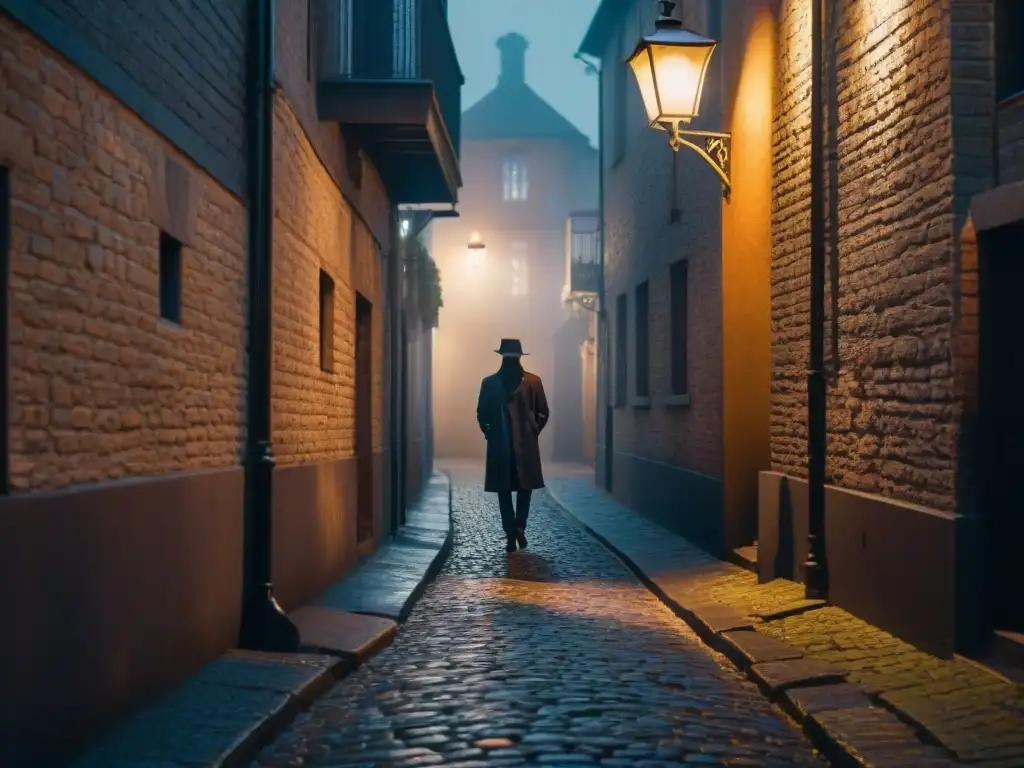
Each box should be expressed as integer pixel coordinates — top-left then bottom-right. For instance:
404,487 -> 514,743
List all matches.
516,528 -> 528,549
506,536 -> 517,553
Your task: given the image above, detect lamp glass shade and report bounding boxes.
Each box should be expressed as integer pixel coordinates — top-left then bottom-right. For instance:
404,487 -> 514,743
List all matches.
627,25 -> 717,126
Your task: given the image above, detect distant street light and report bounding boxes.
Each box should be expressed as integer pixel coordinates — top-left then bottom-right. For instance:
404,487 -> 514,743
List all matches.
627,0 -> 731,197
467,231 -> 486,269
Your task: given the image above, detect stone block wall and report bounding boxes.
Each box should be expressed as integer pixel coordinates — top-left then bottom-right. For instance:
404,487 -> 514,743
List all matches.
771,0 -> 964,512
0,15 -> 248,491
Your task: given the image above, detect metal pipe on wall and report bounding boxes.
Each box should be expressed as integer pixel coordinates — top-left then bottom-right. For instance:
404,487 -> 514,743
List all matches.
239,0 -> 300,651
804,0 -> 830,600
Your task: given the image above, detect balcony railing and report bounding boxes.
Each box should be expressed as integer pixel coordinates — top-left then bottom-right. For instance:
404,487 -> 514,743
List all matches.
565,211 -> 601,295
318,0 -> 462,158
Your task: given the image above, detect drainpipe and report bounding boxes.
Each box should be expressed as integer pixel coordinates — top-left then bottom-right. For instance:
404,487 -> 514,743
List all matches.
239,0 -> 300,651
576,52 -> 610,490
390,209 -> 403,536
804,0 -> 829,600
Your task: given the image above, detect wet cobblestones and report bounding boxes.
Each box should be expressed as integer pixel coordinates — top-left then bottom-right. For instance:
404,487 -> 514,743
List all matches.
251,487 -> 825,767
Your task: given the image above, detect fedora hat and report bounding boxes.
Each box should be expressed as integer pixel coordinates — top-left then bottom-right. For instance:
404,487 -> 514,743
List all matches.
495,338 -> 528,357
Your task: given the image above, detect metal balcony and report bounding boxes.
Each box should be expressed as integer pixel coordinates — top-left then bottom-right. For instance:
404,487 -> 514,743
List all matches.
565,210 -> 601,296
317,0 -> 463,204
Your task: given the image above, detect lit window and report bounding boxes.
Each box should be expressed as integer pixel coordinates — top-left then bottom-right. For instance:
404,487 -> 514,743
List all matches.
510,242 -> 529,297
502,157 -> 528,201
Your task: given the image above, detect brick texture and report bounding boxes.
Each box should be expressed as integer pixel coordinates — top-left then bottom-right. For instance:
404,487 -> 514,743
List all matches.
600,0 -> 723,478
997,96 -> 1024,183
33,0 -> 247,182
0,15 -> 248,491
771,0 -> 966,511
271,94 -> 385,465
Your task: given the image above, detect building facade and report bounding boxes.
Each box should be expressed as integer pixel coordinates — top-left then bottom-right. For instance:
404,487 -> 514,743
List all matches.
432,34 -> 598,465
0,0 -> 460,763
583,0 -> 1023,664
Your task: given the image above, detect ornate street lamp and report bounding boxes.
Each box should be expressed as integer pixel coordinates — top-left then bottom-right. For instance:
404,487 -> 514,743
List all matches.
467,231 -> 486,269
627,0 -> 731,197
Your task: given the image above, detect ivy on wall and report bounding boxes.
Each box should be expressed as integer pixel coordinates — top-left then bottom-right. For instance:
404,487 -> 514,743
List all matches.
406,237 -> 443,328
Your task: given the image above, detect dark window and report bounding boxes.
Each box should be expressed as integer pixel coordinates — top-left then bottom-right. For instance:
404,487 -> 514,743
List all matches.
159,232 -> 182,324
670,260 -> 689,395
635,281 -> 650,398
997,0 -> 1024,100
319,269 -> 335,371
615,292 -> 628,406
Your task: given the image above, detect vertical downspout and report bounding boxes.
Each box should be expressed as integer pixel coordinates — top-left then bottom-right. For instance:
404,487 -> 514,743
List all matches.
390,210 -> 402,536
240,0 -> 300,651
597,64 -> 612,492
804,0 -> 830,599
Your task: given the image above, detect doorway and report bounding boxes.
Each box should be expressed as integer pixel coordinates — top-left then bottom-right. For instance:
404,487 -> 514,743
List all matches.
355,292 -> 374,545
400,311 -> 409,528
979,219 -> 1024,636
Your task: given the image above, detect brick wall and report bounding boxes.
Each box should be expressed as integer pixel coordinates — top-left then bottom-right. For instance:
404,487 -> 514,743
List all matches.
600,0 -> 723,478
771,0 -> 964,511
271,94 -> 385,465
275,0 -> 392,247
996,97 -> 1024,183
26,0 -> 248,187
0,15 -> 248,491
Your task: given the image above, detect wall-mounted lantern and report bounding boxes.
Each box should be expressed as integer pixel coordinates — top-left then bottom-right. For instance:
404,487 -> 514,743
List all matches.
627,0 -> 731,197
467,231 -> 486,268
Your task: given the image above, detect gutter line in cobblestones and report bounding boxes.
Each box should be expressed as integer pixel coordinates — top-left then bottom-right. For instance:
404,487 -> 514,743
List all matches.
545,481 -> 965,767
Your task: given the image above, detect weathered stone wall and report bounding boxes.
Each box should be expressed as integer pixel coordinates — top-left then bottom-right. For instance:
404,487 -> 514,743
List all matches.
0,15 -> 248,491
271,95 -> 385,465
771,0 -> 966,512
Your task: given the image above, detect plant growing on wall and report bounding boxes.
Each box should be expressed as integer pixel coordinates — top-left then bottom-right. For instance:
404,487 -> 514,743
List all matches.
406,237 -> 443,328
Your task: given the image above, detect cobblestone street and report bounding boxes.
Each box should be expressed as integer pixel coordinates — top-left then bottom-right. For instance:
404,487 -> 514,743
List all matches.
251,486 -> 824,767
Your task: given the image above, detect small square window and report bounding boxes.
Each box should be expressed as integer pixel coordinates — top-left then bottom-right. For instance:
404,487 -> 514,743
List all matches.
319,269 -> 335,372
159,231 -> 182,324
615,292 -> 628,407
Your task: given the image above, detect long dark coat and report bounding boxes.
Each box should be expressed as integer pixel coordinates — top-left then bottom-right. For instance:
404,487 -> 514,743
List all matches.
477,370 -> 549,493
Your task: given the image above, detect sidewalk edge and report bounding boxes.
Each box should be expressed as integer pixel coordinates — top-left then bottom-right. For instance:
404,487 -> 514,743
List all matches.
544,483 -> 960,768
225,471 -> 455,767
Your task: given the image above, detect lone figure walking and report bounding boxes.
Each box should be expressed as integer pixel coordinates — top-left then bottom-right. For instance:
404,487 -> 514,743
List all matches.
477,338 -> 550,552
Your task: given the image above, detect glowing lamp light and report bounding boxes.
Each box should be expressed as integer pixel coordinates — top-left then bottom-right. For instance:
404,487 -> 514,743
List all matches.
628,14 -> 717,130
467,231 -> 486,268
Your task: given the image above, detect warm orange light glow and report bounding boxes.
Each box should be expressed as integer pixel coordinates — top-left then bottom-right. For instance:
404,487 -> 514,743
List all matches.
628,23 -> 717,127
467,231 -> 486,268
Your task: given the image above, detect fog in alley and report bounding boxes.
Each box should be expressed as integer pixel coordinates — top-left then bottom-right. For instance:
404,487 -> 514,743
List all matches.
431,0 -> 601,467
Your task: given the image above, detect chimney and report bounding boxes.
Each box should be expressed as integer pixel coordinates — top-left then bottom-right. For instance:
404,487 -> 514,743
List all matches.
497,33 -> 528,86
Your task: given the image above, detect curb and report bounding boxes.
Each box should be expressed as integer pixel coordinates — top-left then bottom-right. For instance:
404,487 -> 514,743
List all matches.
73,474 -> 455,768
545,486 -> 961,768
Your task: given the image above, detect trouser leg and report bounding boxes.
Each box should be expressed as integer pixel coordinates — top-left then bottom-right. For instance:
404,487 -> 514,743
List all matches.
497,492 -> 516,537
515,489 -> 532,531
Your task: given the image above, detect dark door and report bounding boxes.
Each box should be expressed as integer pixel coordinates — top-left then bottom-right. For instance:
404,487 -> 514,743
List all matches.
400,312 -> 409,527
979,220 -> 1024,633
355,293 -> 374,544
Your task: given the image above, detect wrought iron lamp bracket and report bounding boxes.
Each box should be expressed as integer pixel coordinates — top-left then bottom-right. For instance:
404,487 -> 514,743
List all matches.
564,292 -> 599,314
658,121 -> 732,199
